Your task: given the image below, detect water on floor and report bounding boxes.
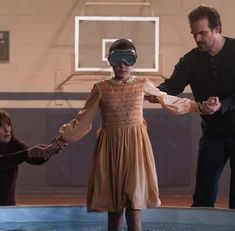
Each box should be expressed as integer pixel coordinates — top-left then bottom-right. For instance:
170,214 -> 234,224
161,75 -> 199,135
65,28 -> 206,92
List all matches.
0,221 -> 234,231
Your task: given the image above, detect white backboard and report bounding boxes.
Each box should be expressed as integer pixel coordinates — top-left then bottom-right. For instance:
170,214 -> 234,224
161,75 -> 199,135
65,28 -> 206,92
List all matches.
75,16 -> 159,73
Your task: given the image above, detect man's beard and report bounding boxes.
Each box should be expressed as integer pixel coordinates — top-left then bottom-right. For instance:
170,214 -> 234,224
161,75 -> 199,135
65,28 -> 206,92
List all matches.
197,42 -> 209,52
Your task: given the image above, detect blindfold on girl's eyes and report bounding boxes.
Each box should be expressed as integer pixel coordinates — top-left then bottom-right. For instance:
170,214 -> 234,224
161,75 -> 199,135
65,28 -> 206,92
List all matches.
108,51 -> 137,66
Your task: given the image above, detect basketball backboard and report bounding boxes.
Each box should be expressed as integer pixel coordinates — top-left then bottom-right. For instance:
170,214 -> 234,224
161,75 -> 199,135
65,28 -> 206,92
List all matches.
75,16 -> 159,73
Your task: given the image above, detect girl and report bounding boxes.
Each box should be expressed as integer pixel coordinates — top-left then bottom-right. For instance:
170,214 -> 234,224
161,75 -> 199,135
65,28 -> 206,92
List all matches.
46,39 -> 198,230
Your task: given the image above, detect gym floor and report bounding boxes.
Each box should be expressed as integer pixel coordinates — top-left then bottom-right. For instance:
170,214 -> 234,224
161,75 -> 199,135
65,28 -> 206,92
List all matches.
16,192 -> 228,208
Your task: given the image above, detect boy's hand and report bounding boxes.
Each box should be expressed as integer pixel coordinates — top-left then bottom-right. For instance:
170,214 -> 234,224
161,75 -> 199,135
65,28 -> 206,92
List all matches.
27,145 -> 46,158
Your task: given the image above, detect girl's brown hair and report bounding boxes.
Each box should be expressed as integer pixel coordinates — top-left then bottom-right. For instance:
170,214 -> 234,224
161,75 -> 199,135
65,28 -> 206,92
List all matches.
109,39 -> 137,55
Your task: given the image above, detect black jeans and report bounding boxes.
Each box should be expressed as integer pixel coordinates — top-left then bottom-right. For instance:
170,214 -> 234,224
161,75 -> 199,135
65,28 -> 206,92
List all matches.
192,133 -> 235,209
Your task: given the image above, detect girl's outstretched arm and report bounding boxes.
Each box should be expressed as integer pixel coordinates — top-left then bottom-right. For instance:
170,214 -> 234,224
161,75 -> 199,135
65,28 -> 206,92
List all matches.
144,77 -> 198,114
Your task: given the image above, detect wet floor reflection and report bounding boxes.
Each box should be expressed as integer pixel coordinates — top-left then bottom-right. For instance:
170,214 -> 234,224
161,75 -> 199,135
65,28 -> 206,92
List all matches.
0,221 -> 233,231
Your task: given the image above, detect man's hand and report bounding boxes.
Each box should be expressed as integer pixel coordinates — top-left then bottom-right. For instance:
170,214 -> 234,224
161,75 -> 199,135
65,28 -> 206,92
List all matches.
144,95 -> 159,103
199,96 -> 221,114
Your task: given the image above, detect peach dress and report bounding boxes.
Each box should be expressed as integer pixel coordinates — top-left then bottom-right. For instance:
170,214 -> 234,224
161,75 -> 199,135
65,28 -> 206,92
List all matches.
59,76 -> 198,212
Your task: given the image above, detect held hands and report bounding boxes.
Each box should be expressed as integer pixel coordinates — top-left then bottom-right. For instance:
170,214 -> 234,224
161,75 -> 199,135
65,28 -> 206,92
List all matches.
42,136 -> 68,159
146,94 -> 222,115
144,95 -> 159,103
42,140 -> 62,160
198,96 -> 222,114
27,144 -> 59,160
27,137 -> 68,160
27,145 -> 47,158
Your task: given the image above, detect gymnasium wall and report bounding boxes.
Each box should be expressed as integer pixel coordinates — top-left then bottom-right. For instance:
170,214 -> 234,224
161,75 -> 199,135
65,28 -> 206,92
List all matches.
0,0 -> 233,200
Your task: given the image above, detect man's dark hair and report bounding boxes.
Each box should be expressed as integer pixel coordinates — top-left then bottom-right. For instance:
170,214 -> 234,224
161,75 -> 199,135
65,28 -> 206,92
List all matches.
188,5 -> 222,33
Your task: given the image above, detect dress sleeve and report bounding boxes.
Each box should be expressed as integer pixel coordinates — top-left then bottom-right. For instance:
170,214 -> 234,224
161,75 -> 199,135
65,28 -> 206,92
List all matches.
144,77 -> 198,114
59,84 -> 101,142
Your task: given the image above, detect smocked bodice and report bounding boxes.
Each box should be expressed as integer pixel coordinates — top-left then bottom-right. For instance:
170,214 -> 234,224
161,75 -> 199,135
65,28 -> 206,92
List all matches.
97,78 -> 144,127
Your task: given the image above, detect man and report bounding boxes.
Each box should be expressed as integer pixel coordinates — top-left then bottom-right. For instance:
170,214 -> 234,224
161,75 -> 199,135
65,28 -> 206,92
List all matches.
148,5 -> 235,209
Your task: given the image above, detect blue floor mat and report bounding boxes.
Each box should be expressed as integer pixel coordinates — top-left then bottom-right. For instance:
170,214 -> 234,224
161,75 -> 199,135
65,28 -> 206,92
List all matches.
0,205 -> 234,231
